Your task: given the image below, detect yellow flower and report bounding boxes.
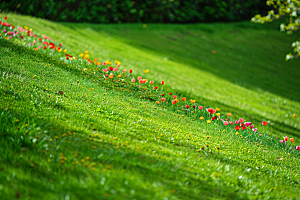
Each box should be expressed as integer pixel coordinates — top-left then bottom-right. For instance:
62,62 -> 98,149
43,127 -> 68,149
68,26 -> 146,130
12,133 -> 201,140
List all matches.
117,74 -> 122,78
115,60 -> 121,65
216,113 -> 220,116
24,26 -> 28,30
235,132 -> 239,135
64,49 -> 67,53
293,114 -> 297,118
190,99 -> 196,104
207,120 -> 211,124
84,50 -> 88,54
199,116 -> 204,120
16,119 -> 19,122
216,108 -> 221,111
80,53 -> 84,57
144,69 -> 149,73
106,60 -> 112,65
29,28 -> 33,31
58,49 -> 62,53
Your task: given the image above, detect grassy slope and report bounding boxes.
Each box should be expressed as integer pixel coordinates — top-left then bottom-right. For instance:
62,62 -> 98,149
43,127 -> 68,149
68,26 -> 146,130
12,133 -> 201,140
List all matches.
0,14 -> 299,200
0,34 -> 299,200
7,13 -> 300,140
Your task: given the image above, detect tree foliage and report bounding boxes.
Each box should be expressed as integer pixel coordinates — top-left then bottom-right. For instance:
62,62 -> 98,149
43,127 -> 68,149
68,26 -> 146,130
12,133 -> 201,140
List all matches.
1,0 -> 268,23
251,0 -> 300,60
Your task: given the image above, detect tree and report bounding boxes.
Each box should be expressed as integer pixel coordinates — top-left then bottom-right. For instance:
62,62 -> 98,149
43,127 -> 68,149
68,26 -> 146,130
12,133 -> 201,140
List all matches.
251,0 -> 300,60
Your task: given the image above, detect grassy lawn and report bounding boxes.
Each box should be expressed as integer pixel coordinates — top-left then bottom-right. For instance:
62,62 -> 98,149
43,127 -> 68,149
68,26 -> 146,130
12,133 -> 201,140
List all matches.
0,14 -> 300,199
7,13 -> 300,139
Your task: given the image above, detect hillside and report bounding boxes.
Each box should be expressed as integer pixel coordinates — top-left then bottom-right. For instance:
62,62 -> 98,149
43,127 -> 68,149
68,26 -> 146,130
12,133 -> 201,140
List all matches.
0,14 -> 300,199
6,13 -> 300,139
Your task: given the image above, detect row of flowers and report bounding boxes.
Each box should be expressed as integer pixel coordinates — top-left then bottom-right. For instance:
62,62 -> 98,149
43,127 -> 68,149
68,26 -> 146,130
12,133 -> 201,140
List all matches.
1,15 -> 299,153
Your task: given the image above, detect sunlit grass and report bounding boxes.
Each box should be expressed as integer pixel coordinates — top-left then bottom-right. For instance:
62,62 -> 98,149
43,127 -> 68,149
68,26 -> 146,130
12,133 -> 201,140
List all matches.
0,14 -> 300,200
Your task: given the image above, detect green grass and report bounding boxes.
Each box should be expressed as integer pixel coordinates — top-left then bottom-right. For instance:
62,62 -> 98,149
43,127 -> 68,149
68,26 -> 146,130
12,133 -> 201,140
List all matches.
6,13 -> 300,139
0,14 -> 300,200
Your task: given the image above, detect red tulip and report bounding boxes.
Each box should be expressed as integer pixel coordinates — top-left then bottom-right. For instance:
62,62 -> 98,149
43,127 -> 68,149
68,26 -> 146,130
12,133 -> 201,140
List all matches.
235,125 -> 240,131
154,86 -> 158,90
129,69 -> 132,73
207,108 -> 216,115
262,121 -> 268,126
185,105 -> 189,109
161,81 -> 164,85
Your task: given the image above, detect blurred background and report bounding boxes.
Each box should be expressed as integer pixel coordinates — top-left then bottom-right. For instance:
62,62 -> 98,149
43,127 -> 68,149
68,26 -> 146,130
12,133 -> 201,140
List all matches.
1,0 -> 269,23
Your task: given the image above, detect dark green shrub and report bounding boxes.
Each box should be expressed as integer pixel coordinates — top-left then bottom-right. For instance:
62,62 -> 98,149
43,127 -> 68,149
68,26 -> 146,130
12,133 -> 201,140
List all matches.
1,0 -> 268,23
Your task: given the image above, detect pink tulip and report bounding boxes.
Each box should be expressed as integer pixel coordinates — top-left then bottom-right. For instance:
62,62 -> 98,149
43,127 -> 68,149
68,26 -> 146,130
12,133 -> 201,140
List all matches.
173,95 -> 177,99
113,68 -> 118,71
185,105 -> 189,109
161,98 -> 166,102
131,78 -> 135,82
117,65 -> 120,67
150,81 -> 154,84
103,68 -> 108,72
250,125 -> 254,129
103,62 -> 106,65
235,121 -> 239,125
230,121 -> 234,125
239,118 -> 244,123
296,146 -> 300,150
280,140 -> 284,143
244,122 -> 252,127
198,106 -> 203,110
137,76 -> 142,80
223,121 -> 229,126
122,69 -> 127,73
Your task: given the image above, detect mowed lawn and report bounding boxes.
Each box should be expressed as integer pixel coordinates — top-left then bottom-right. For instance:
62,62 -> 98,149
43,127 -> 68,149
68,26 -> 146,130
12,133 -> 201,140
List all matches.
7,13 -> 300,140
0,14 -> 300,200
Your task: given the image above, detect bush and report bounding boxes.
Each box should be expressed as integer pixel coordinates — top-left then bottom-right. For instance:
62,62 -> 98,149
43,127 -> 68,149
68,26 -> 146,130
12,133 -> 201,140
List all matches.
1,0 -> 268,23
